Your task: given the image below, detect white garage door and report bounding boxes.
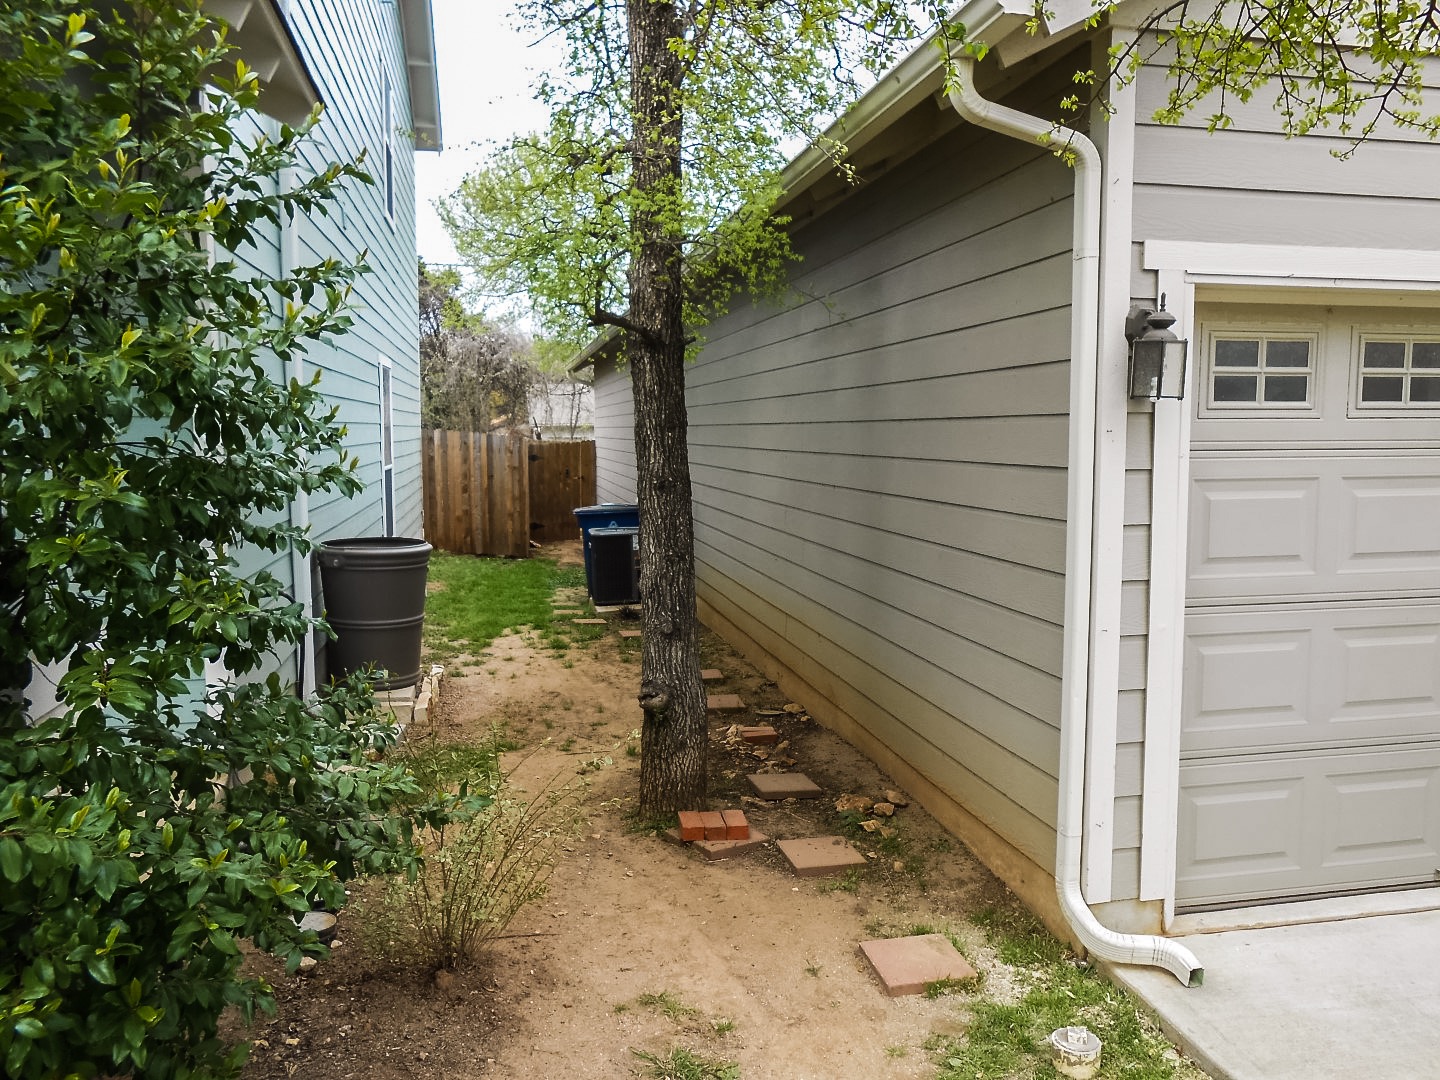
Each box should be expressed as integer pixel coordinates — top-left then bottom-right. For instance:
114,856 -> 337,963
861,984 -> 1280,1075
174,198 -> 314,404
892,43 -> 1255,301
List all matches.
1176,303 -> 1440,908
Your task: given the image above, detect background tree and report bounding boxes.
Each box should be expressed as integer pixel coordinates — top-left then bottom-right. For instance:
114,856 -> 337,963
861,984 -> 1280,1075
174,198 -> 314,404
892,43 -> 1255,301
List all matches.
418,262 -> 536,432
0,5 -> 435,1075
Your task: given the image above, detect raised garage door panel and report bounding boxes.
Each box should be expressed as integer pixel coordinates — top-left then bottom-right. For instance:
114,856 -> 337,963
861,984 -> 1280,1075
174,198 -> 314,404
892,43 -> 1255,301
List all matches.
1182,604 -> 1440,755
1177,747 -> 1440,903
1187,453 -> 1440,602
1177,305 -> 1440,907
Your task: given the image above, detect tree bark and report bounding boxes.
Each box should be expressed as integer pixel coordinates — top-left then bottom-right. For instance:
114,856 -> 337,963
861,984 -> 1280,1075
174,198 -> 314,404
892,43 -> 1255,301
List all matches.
627,0 -> 707,817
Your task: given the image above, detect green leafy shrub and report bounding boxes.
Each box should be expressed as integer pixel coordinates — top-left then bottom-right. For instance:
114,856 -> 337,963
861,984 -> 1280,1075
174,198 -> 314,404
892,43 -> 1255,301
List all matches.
0,4 -> 434,1076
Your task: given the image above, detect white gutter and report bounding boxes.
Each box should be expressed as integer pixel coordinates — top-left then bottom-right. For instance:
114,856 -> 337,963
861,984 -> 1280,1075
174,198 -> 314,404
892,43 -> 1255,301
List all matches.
945,52 -> 1202,988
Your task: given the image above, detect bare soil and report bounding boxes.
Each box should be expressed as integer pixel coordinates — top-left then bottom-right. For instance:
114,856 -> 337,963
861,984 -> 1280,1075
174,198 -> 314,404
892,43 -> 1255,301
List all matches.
236,547 -> 1032,1080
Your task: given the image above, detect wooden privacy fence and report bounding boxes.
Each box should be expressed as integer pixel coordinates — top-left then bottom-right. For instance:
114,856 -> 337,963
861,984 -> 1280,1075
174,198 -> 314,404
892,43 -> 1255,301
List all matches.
421,429 -> 596,557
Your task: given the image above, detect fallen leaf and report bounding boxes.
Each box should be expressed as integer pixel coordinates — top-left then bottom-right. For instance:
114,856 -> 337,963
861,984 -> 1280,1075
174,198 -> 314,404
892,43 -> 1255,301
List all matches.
783,703 -> 806,714
836,793 -> 870,812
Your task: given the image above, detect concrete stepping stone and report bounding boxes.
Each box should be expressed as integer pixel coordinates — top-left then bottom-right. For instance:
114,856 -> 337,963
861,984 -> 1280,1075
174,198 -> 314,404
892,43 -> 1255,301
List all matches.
747,772 -> 822,800
573,618 -> 606,625
553,608 -> 583,616
706,693 -> 745,712
776,836 -> 867,877
618,629 -> 641,638
858,934 -> 976,997
700,668 -> 724,682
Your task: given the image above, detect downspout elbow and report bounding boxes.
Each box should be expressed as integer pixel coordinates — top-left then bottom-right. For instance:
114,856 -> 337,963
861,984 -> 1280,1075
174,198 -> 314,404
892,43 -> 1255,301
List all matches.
945,52 -> 1202,989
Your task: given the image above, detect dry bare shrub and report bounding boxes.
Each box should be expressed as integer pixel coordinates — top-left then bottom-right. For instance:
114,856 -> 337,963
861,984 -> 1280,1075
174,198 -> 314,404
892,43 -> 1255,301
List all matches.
394,769 -> 583,970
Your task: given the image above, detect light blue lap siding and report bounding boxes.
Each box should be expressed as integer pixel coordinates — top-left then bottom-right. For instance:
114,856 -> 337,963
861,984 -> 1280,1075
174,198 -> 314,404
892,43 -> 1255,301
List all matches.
224,0 -> 425,690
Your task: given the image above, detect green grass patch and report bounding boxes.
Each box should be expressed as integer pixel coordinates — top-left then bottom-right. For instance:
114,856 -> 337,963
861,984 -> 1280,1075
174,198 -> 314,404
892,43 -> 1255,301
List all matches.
637,990 -> 700,1023
835,809 -> 925,880
423,553 -> 586,662
817,867 -> 862,894
392,733 -> 514,794
631,1047 -> 739,1080
927,906 -> 1201,1080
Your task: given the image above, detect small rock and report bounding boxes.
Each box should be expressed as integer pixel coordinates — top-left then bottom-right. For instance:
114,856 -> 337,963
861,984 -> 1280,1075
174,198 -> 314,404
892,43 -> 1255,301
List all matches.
782,703 -> 806,714
872,802 -> 896,817
835,793 -> 871,813
884,789 -> 910,807
297,956 -> 319,977
892,860 -> 905,873
859,819 -> 884,833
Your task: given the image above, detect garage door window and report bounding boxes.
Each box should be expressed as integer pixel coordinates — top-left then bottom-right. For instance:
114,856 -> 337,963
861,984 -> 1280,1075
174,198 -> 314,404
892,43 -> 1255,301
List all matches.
1357,337 -> 1440,407
1205,334 -> 1316,411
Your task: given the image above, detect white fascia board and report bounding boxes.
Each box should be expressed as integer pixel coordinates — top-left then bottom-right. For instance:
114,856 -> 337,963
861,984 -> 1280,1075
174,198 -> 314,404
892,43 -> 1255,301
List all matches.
206,0 -> 321,127
1144,241 -> 1440,284
398,0 -> 443,151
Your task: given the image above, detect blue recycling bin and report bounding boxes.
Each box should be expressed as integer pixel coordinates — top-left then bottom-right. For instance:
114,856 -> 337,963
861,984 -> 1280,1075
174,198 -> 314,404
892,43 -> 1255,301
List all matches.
573,503 -> 639,589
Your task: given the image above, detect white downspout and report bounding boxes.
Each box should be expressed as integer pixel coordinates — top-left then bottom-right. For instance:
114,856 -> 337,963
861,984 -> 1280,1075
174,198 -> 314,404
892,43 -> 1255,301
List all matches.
945,54 -> 1202,987
281,164 -> 317,700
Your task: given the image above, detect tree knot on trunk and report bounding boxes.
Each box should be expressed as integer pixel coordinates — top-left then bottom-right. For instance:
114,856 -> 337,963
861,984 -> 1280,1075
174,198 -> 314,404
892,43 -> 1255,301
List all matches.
637,683 -> 670,714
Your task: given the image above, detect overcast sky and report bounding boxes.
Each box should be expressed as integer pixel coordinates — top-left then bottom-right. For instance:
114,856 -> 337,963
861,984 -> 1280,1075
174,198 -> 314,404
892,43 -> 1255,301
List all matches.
414,0 -> 556,269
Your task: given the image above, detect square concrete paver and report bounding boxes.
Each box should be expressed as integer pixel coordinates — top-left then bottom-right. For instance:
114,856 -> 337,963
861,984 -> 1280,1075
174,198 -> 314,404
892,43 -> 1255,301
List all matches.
700,668 -> 724,682
618,629 -> 641,639
776,836 -> 867,877
747,772 -> 823,800
707,693 -> 746,712
572,618 -> 606,625
859,934 -> 977,997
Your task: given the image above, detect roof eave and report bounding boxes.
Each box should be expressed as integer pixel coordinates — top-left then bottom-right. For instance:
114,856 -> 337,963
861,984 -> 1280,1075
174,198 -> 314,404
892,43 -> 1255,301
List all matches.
205,0 -> 321,127
776,0 -> 1101,214
398,0 -> 443,151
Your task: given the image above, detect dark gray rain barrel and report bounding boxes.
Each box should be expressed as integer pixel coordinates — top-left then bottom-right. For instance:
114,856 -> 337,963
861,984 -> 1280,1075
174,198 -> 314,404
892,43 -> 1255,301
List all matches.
316,537 -> 432,690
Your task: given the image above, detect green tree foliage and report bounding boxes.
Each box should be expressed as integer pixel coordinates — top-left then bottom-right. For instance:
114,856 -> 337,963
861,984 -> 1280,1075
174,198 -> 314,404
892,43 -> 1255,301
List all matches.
1069,1 -> 1440,144
0,4 -> 435,1075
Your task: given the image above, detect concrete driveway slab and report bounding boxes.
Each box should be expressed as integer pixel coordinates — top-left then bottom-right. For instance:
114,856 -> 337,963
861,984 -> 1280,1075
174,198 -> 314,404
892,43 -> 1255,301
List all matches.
1105,909 -> 1440,1079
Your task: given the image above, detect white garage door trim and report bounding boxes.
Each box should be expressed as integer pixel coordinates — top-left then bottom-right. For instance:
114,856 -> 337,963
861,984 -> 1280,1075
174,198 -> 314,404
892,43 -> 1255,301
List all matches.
1138,242 -> 1440,927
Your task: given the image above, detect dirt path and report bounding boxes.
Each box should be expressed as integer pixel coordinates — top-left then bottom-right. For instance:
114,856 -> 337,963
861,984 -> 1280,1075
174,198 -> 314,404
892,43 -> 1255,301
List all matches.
238,607 -> 1033,1080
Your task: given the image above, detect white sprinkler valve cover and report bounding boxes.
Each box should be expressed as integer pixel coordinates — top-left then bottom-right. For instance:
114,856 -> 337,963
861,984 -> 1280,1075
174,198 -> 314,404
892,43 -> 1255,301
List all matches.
1049,1025 -> 1103,1080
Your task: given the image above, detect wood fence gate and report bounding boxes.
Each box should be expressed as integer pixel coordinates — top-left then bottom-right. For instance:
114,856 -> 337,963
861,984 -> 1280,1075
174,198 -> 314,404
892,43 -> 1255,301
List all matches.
421,430 -> 595,557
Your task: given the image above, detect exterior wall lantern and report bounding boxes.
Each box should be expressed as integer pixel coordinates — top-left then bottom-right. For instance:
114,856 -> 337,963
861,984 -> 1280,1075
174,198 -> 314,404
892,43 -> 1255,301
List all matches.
1125,298 -> 1188,401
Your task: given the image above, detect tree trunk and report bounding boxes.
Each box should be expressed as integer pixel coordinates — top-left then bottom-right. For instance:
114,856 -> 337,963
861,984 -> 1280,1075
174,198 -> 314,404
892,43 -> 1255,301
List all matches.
627,0 -> 706,817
